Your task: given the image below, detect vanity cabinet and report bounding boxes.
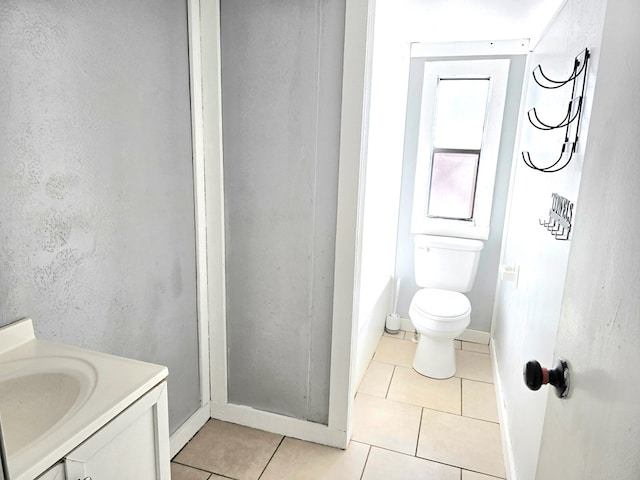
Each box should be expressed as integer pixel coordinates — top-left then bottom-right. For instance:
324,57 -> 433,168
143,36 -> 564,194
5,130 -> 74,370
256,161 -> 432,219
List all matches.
63,382 -> 170,480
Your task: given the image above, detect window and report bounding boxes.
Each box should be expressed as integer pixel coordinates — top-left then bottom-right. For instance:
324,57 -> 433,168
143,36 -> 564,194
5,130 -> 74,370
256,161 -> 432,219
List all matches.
428,150 -> 479,219
411,58 -> 510,240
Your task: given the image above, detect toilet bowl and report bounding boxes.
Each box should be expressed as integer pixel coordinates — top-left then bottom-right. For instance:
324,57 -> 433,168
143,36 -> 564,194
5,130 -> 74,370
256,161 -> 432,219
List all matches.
409,289 -> 471,378
409,235 -> 483,379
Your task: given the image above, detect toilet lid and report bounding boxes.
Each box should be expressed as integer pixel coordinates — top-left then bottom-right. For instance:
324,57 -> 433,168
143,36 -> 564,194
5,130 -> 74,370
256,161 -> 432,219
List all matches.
412,289 -> 471,318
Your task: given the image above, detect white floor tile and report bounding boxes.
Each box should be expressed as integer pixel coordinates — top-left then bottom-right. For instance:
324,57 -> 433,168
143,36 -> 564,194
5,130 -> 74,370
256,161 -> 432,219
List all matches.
373,336 -> 417,368
387,366 -> 461,414
455,349 -> 494,383
417,409 -> 505,478
462,379 -> 499,423
260,438 -> 369,480
352,393 -> 422,455
358,361 -> 394,398
362,446 -> 460,480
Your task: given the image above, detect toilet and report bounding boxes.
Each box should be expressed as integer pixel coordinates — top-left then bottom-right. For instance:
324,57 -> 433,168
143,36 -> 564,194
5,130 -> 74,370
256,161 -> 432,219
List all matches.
409,235 -> 483,379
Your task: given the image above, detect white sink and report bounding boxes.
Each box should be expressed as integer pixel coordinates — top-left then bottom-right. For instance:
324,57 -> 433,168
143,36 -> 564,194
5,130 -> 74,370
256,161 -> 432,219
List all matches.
0,356 -> 97,456
0,319 -> 167,480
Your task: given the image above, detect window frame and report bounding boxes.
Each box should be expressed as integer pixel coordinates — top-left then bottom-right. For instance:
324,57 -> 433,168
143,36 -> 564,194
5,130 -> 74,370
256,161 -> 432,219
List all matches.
411,58 -> 510,240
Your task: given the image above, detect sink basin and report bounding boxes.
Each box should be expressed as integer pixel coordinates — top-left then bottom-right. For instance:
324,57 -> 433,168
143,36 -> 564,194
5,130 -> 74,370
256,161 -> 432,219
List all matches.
0,319 -> 167,480
0,356 -> 97,456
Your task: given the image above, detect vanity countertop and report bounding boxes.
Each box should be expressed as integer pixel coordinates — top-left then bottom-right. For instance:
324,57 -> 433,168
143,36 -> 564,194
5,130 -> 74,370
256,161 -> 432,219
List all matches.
0,318 -> 168,480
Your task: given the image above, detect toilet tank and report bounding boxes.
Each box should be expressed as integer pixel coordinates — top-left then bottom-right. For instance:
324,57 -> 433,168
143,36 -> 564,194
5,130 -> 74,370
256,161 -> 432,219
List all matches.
414,235 -> 484,293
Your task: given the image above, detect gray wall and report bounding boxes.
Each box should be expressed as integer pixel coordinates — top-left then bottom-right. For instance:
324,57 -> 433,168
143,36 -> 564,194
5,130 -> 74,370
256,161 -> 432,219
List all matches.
220,0 -> 345,424
395,55 -> 526,332
0,0 -> 200,433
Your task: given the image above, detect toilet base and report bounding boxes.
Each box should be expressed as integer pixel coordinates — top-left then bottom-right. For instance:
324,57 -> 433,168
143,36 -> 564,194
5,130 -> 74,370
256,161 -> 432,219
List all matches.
413,333 -> 457,379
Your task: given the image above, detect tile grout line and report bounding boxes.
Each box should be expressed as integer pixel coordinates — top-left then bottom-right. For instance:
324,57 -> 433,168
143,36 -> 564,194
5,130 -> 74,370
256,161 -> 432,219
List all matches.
414,407 -> 424,457
461,348 -> 491,355
171,460 -> 216,476
359,445 -> 373,480
460,376 -> 464,417
361,390 -> 476,419
385,365 -> 396,398
371,443 -> 492,476
456,378 -> 495,385
257,436 -> 286,480
420,404 -> 501,427
462,467 -> 506,479
171,460 -> 241,479
205,473 -> 236,480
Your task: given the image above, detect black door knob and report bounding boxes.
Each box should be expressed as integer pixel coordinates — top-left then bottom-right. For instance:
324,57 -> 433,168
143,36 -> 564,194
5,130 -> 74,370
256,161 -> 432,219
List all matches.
523,358 -> 570,398
524,360 -> 544,390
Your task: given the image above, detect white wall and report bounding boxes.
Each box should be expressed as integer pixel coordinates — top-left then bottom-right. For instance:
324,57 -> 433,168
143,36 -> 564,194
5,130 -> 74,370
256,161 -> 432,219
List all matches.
352,0 -> 402,393
491,0 -> 607,478
537,1 -> 640,476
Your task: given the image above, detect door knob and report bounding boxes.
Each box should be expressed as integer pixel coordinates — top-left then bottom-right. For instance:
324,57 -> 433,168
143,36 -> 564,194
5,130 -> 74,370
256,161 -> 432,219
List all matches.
523,358 -> 570,398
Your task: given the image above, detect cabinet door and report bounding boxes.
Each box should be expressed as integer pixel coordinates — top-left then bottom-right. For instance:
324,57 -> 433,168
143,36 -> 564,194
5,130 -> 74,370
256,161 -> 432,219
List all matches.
64,382 -> 170,480
35,463 -> 65,480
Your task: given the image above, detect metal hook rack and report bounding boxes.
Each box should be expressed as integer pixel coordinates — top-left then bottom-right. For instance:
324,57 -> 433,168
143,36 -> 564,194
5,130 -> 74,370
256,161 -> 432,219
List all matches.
540,193 -> 574,240
523,142 -> 576,173
532,56 -> 588,89
527,96 -> 582,130
521,48 -> 590,173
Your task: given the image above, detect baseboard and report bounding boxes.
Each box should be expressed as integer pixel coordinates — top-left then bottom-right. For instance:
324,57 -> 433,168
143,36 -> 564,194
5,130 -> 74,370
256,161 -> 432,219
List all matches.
398,317 -> 490,345
355,277 -> 392,392
355,319 -> 385,393
490,339 -> 517,480
210,401 -> 348,449
169,404 -> 211,458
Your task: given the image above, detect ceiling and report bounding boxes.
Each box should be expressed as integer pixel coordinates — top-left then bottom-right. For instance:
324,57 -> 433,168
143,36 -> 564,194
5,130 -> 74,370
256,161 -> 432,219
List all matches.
376,0 -> 566,46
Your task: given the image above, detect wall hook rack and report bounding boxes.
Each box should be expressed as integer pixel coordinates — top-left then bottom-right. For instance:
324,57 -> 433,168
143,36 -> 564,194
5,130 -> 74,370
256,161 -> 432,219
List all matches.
527,96 -> 582,131
521,48 -> 590,173
523,142 -> 576,173
532,55 -> 588,89
539,193 -> 574,240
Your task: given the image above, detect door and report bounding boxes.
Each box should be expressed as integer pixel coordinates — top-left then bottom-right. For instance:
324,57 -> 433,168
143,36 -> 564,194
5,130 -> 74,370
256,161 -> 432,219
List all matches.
536,2 -> 640,478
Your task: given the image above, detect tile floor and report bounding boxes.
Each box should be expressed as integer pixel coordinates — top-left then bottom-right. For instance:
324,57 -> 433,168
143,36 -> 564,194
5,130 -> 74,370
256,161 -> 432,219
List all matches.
172,331 -> 505,480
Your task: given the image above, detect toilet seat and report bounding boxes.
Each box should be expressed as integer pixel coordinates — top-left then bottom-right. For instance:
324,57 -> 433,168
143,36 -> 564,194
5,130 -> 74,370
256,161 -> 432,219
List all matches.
410,289 -> 470,319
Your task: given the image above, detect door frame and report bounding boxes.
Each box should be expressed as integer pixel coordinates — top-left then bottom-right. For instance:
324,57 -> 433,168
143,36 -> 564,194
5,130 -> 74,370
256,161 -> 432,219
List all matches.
175,0 -> 373,450
168,0 -> 215,457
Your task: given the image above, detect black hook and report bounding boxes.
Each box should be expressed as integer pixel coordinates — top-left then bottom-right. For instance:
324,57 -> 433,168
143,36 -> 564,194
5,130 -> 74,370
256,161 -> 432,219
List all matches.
522,142 -> 576,173
527,96 -> 583,131
531,52 -> 588,89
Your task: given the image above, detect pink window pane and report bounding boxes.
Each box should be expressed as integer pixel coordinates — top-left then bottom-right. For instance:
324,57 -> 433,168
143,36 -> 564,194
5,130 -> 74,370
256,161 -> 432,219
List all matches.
427,152 -> 479,219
